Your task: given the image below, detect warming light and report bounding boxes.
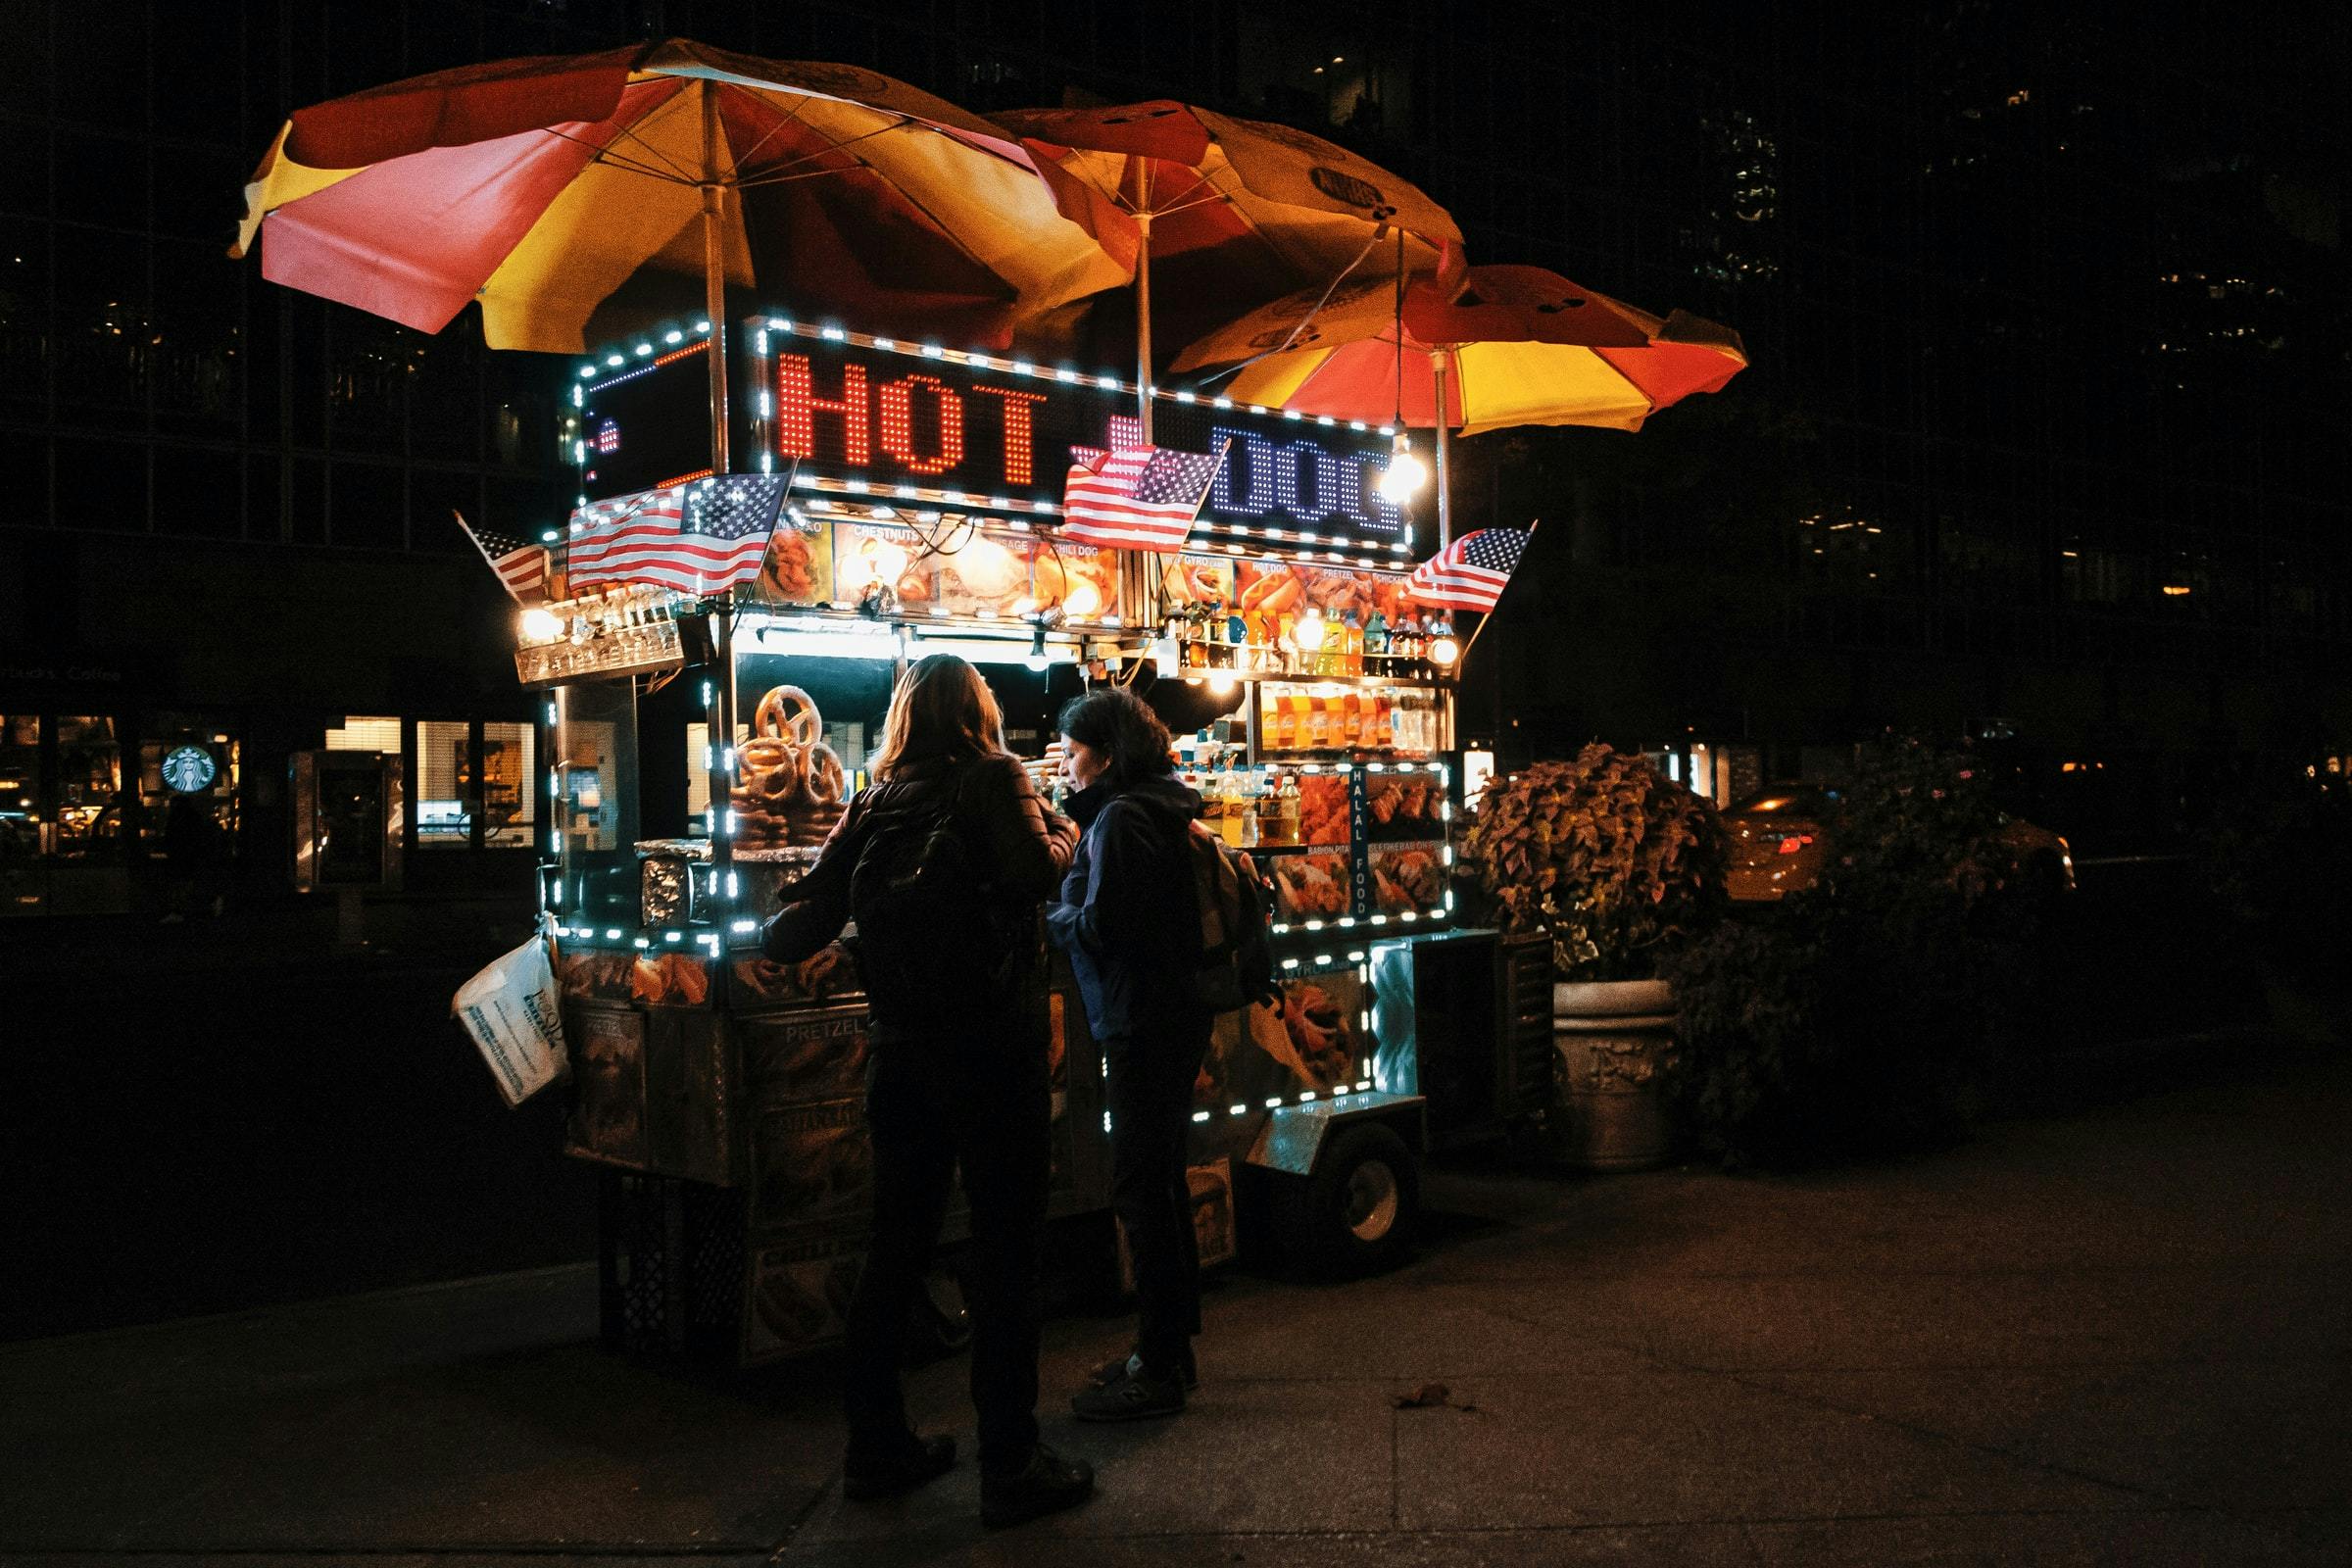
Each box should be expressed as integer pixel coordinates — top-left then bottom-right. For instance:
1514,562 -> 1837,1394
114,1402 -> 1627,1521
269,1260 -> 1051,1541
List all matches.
1024,621 -> 1051,673
1428,634 -> 1460,668
1061,580 -> 1102,621
1376,432 -> 1428,504
1206,671 -> 1239,697
519,607 -> 564,642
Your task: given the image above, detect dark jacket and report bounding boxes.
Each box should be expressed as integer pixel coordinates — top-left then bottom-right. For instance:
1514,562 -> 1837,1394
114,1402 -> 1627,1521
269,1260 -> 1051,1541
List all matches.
764,752 -> 1077,1035
1046,771 -> 1204,1042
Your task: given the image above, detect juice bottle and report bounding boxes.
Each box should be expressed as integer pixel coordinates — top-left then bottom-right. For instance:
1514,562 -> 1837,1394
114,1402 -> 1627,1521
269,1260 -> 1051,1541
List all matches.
1286,693 -> 1312,751
1374,694 -> 1396,749
1219,763 -> 1246,847
1343,611 -> 1365,676
1340,692 -> 1362,747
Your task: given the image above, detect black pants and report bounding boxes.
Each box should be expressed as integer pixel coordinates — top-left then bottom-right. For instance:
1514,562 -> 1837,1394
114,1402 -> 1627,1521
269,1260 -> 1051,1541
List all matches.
1102,1014 -> 1211,1379
844,1032 -> 1051,1473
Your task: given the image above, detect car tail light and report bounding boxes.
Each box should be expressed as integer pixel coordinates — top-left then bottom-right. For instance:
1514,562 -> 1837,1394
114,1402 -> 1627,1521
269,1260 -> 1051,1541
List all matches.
1776,834 -> 1815,856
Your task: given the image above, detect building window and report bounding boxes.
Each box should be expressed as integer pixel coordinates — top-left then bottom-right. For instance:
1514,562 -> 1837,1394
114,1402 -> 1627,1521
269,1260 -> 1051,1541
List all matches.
325,715 -> 402,753
479,722 -> 537,849
417,719 -> 472,849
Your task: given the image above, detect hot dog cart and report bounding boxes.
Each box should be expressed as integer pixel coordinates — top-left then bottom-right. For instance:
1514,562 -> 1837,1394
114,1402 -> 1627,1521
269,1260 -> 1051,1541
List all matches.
532,316 -> 1549,1365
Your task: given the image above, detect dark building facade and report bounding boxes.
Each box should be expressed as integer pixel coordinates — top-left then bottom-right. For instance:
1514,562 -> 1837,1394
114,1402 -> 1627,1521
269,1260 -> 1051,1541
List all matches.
4,0 -> 2346,913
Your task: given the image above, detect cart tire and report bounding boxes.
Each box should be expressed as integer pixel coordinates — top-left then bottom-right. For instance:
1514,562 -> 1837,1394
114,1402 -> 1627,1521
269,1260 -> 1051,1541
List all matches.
1270,1123 -> 1420,1277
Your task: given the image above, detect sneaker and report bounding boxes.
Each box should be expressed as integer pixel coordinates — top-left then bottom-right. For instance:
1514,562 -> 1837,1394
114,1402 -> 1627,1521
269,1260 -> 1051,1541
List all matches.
980,1444 -> 1095,1529
1070,1364 -> 1186,1422
843,1433 -> 956,1500
1085,1348 -> 1199,1391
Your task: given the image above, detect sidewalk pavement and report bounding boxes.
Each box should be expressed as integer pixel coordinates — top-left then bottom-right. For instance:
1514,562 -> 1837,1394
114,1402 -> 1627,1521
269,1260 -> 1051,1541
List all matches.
5,1036 -> 2347,1567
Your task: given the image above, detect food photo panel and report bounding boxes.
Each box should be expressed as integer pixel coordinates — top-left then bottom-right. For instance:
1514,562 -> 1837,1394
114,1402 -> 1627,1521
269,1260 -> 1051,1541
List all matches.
1364,769 -> 1446,842
1369,843 -> 1447,917
1265,849 -> 1351,921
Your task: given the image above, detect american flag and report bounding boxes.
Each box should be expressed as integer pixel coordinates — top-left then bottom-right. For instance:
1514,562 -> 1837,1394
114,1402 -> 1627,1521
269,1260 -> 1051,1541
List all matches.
455,513 -> 548,603
1059,439 -> 1230,551
1407,526 -> 1530,612
565,475 -> 788,597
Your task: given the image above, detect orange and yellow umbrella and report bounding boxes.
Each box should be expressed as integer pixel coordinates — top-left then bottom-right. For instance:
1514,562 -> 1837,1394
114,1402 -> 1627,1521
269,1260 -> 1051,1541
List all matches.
992,100 -> 1463,394
231,39 -> 1130,355
1177,264 -> 1745,435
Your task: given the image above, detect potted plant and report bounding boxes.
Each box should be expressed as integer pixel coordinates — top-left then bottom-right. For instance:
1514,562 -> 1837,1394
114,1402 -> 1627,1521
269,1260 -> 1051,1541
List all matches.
1458,744 -> 1725,1168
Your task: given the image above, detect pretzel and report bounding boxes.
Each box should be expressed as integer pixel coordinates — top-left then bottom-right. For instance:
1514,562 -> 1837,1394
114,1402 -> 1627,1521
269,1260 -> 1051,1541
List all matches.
739,735 -> 790,770
799,742 -> 846,808
754,684 -> 823,746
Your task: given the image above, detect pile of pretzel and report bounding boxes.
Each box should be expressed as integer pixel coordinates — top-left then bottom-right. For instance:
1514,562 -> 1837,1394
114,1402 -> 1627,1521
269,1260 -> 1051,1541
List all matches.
732,684 -> 847,851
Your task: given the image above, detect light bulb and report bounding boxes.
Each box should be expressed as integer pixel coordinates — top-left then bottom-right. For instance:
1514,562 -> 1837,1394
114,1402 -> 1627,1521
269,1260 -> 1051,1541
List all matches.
1062,581 -> 1102,620
1295,610 -> 1327,650
1024,622 -> 1050,672
1377,434 -> 1428,504
1429,635 -> 1460,667
1206,671 -> 1238,697
1023,653 -> 1051,673
519,607 -> 564,642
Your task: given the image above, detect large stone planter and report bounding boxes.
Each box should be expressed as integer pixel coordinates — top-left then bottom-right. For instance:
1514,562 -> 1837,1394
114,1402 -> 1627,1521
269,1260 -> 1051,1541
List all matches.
1550,978 -> 1679,1170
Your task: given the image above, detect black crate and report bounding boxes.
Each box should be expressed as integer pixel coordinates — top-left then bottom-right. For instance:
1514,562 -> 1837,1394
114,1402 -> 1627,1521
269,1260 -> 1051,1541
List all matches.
598,1170 -> 748,1364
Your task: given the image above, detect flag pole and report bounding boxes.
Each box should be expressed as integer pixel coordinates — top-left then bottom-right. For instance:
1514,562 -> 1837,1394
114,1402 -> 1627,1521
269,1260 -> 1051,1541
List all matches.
1453,515 -> 1539,671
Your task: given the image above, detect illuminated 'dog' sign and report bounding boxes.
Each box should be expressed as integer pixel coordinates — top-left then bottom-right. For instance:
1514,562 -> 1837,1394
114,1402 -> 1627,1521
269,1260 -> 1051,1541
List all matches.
573,319 -> 1422,551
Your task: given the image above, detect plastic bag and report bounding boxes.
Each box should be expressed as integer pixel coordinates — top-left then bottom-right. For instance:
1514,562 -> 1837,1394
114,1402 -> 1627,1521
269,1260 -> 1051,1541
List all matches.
452,936 -> 567,1107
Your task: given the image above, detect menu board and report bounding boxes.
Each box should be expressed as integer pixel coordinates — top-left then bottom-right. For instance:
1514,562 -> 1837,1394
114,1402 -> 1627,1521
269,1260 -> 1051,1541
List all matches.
1250,762 -> 1451,926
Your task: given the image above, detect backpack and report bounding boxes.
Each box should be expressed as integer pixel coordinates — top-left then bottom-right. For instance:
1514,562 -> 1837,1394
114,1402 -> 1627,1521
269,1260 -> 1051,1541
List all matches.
1185,822 -> 1277,1015
845,766 -> 1024,1032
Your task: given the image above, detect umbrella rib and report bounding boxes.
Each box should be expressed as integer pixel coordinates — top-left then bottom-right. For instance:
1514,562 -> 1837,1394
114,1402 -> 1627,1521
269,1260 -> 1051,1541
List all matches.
535,124 -> 694,184
1143,168 -> 1219,216
1148,190 -> 1231,220
601,117 -> 700,182
733,118 -> 934,184
1188,227 -> 1387,390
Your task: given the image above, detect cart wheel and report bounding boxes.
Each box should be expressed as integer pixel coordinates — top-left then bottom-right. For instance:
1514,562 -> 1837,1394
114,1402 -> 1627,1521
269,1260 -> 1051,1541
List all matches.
1271,1123 -> 1420,1277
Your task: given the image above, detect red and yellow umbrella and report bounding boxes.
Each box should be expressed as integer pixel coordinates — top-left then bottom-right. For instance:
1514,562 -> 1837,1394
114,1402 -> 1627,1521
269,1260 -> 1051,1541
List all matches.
1178,264 -> 1745,434
231,39 -> 1129,357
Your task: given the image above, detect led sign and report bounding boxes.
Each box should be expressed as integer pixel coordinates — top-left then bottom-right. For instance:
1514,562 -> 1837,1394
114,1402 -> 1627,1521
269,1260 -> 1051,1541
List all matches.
572,318 -> 1422,558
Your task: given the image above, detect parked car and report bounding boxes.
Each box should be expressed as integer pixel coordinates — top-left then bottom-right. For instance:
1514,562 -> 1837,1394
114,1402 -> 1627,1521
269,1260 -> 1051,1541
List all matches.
1724,781 -> 2075,903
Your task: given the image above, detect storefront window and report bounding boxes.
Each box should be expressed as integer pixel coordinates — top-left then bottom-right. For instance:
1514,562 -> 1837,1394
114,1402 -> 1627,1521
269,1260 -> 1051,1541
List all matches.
417,719 -> 471,849
479,721 -> 536,849
135,716 -> 237,855
2,714 -> 41,861
56,714 -> 125,858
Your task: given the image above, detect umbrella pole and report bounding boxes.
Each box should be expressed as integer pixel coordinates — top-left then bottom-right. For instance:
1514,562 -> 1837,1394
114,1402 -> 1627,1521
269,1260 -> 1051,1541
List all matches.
1134,214 -> 1153,444
701,85 -> 730,475
1432,350 -> 1452,552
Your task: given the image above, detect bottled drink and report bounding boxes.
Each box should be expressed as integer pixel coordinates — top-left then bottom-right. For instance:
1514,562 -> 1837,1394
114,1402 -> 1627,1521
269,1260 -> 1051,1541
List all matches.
1363,609 -> 1390,675
1275,769 -> 1302,845
1342,610 -> 1364,676
1239,781 -> 1261,848
1219,761 -> 1245,847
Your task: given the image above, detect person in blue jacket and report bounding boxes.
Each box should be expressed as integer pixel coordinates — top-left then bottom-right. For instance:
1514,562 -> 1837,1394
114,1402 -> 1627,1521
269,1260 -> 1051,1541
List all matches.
1047,686 -> 1211,1420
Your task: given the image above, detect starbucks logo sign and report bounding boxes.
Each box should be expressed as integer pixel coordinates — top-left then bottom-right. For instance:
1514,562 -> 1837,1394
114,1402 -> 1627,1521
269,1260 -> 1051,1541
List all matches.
162,745 -> 219,795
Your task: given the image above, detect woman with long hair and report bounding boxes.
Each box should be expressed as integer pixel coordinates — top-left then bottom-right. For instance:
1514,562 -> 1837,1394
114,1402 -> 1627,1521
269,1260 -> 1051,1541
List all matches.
1046,686 -> 1213,1421
764,654 -> 1093,1529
